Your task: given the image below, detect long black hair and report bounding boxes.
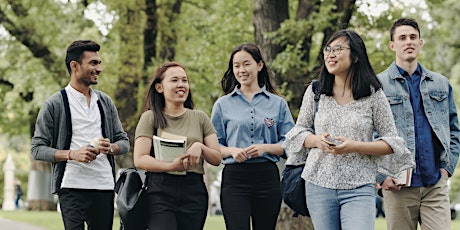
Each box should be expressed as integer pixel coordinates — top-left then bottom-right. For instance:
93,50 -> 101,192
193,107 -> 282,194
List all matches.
220,43 -> 278,95
142,62 -> 194,129
317,30 -> 381,100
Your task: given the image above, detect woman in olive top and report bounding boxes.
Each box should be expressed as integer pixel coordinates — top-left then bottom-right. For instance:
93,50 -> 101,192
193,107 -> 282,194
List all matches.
134,62 -> 222,230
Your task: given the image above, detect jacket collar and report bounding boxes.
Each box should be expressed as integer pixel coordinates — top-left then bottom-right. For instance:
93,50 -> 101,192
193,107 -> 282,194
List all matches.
389,61 -> 433,81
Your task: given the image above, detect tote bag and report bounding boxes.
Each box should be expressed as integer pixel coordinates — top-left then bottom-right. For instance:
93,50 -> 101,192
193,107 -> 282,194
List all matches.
281,165 -> 309,217
115,168 -> 147,230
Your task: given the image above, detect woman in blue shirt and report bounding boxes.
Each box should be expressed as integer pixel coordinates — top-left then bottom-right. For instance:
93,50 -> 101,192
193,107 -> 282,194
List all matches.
211,43 -> 295,230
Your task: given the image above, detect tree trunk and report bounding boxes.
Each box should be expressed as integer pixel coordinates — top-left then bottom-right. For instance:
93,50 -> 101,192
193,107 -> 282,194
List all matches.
277,208 -> 314,230
26,158 -> 56,211
111,0 -> 146,168
253,0 -> 313,228
144,0 -> 158,74
252,0 -> 288,65
159,0 -> 182,61
27,114 -> 56,211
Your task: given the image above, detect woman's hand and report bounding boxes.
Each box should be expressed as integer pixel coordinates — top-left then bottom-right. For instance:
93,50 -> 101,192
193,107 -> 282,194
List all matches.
245,144 -> 266,158
308,133 -> 335,151
185,142 -> 203,167
170,154 -> 189,171
230,147 -> 249,163
325,136 -> 356,154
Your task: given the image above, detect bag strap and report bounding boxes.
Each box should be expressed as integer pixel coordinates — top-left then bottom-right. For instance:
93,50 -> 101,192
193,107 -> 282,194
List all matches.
311,80 -> 320,129
114,170 -> 127,194
143,127 -> 157,190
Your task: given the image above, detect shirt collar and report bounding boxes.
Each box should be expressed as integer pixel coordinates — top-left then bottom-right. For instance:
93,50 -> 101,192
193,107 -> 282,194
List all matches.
66,84 -> 98,102
230,85 -> 270,98
396,63 -> 422,77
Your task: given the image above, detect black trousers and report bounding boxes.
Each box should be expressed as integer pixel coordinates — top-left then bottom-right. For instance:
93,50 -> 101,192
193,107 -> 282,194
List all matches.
220,162 -> 281,230
58,188 -> 114,230
145,172 -> 208,230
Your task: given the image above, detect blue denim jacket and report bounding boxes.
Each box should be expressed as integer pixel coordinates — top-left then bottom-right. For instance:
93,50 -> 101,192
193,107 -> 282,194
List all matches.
376,61 -> 460,183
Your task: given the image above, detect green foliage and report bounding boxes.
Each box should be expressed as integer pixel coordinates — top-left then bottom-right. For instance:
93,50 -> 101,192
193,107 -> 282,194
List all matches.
0,0 -> 103,136
174,0 -> 253,114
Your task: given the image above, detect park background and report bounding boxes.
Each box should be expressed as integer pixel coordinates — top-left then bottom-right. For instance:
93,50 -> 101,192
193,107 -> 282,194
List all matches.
1,0 -> 460,229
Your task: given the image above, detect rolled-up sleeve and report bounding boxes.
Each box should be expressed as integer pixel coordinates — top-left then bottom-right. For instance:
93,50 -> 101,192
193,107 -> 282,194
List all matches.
282,85 -> 315,165
373,90 -> 415,176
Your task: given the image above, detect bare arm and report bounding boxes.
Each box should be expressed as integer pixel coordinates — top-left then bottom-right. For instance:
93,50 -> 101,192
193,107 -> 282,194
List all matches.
330,137 -> 393,156
186,133 -> 222,166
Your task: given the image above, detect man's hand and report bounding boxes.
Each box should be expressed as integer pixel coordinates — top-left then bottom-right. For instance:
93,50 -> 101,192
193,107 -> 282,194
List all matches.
440,168 -> 449,177
70,146 -> 98,163
381,176 -> 402,191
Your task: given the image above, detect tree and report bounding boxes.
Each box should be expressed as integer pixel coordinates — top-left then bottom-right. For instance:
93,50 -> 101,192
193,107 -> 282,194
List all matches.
102,0 -> 146,168
253,0 -> 289,64
0,0 -> 102,210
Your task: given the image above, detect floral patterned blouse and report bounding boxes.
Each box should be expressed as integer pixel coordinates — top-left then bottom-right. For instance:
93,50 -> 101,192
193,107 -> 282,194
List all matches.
282,85 -> 414,189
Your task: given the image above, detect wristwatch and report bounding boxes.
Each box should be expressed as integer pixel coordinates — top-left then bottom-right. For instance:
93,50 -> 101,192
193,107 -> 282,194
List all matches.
109,144 -> 114,154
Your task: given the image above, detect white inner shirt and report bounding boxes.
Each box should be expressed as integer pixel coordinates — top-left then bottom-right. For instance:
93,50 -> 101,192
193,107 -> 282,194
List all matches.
61,84 -> 114,190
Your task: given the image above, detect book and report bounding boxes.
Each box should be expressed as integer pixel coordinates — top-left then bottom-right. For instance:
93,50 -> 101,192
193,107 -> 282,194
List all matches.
153,132 -> 187,175
395,168 -> 413,187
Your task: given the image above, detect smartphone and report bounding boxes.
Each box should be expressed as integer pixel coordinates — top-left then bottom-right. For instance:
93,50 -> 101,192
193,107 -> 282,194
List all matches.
321,139 -> 337,146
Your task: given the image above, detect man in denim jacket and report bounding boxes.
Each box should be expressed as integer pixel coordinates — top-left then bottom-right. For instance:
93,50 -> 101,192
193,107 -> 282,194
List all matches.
377,18 -> 460,230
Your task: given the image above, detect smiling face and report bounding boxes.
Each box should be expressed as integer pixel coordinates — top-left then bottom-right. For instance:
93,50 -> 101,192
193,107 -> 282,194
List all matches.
324,37 -> 352,78
390,25 -> 423,65
232,50 -> 263,89
72,51 -> 102,86
155,66 -> 189,106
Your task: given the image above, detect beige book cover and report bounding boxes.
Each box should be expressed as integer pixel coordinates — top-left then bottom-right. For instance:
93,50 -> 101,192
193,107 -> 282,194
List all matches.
395,168 -> 413,187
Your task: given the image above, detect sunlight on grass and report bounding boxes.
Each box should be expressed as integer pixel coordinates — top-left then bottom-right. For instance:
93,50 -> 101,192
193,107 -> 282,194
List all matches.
1,210 -> 459,229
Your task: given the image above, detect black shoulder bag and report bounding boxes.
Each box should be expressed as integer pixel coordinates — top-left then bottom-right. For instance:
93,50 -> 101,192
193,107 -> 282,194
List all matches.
281,80 -> 320,217
115,168 -> 147,230
114,128 -> 157,229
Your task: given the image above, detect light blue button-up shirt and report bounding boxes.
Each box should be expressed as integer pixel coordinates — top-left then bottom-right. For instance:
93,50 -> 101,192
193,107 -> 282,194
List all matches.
211,85 -> 295,164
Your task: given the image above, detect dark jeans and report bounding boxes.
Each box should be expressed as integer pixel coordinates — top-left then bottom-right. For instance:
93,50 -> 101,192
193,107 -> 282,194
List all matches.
58,188 -> 114,230
145,172 -> 208,230
220,162 -> 281,230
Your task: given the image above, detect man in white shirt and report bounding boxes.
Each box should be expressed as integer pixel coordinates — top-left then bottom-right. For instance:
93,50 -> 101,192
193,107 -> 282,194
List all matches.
31,40 -> 129,230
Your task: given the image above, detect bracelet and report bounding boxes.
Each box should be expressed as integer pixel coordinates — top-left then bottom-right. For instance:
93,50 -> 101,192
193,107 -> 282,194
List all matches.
67,150 -> 72,161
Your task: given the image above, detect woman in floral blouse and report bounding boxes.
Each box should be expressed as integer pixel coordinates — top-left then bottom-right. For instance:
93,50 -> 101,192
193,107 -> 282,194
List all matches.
282,30 -> 414,230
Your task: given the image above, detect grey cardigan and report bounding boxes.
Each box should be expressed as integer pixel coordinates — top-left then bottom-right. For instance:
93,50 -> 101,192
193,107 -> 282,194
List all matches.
31,88 -> 129,194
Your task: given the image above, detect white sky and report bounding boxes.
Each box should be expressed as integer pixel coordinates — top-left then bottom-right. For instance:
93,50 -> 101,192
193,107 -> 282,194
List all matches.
358,0 -> 432,26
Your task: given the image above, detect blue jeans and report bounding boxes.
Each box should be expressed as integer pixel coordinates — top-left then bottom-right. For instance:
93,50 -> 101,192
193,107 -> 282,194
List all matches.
306,182 -> 375,230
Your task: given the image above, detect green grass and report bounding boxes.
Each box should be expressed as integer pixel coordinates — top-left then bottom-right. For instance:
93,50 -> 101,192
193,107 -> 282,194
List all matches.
0,211 -> 225,230
0,211 -> 459,229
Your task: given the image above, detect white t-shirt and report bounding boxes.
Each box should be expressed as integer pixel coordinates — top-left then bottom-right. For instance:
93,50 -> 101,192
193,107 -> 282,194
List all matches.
61,84 -> 114,190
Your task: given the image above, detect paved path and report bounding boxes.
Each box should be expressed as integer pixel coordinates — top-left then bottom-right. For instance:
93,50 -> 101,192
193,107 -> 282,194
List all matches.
0,218 -> 46,230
